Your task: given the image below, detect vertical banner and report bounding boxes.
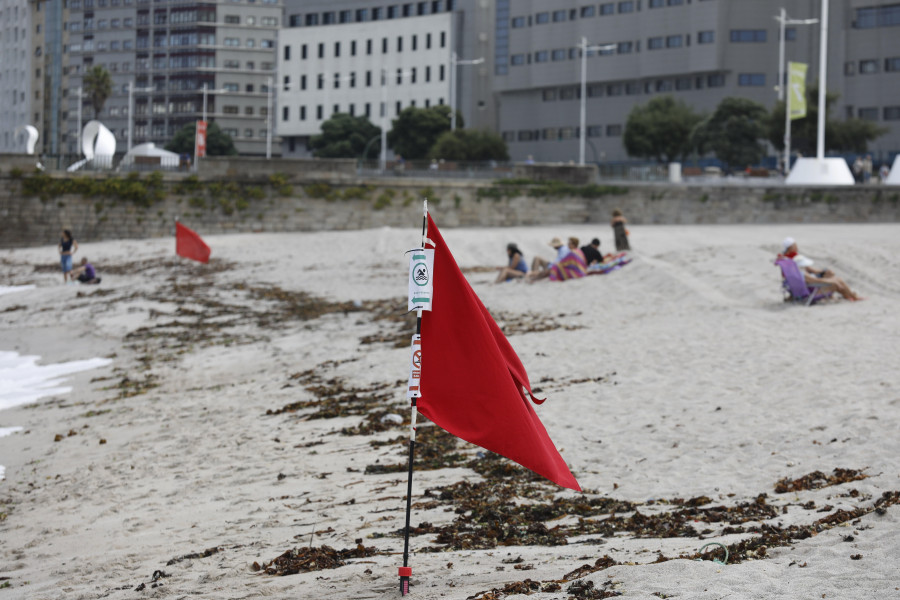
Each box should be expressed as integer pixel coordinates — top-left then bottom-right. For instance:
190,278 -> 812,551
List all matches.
407,334 -> 422,398
789,62 -> 808,120
407,248 -> 434,312
195,120 -> 208,157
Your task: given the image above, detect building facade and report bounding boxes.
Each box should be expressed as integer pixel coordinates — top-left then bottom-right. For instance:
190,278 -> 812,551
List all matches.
276,0 -> 494,157
0,0 -> 35,152
494,0 -> 900,164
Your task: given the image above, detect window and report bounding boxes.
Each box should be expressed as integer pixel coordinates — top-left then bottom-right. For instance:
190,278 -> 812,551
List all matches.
425,66 -> 431,81
316,105 -> 323,119
858,107 -> 879,121
542,128 -> 559,140
587,125 -> 603,137
246,39 -> 256,48
656,80 -> 673,92
559,127 -> 575,140
262,16 -> 278,26
844,61 -> 856,76
440,31 -> 446,47
411,36 -> 416,51
730,29 -> 767,42
580,5 -> 595,17
323,11 -> 335,24
649,0 -> 664,6
334,41 -> 341,57
511,16 -> 525,27
397,36 -> 403,52
300,106 -> 306,120
784,27 -> 797,41
600,3 -> 614,15
559,87 -> 577,100
387,5 -> 397,18
224,37 -> 240,46
305,13 -> 318,26
366,71 -> 372,86
535,50 -> 549,62
426,33 -> 432,49
675,77 -> 691,91
223,105 -> 239,114
648,37 -> 663,50
261,40 -> 274,48
618,41 -> 633,53
382,37 -> 388,53
282,107 -> 289,120
859,59 -> 879,74
607,83 -> 623,96
301,75 -> 307,89
618,1 -> 634,13
552,49 -> 566,61
372,7 -> 382,19
606,124 -> 622,136
626,82 -> 641,95
224,14 -> 240,23
317,74 -> 324,89
340,10 -> 352,23
357,8 -> 368,21
302,44 -> 307,59
510,54 -> 525,65
284,45 -> 291,60
707,73 -> 725,87
666,35 -> 682,48
517,130 -> 536,141
224,59 -> 239,69
552,9 -> 565,21
698,31 -> 714,44
440,64 -> 445,80
884,106 -> 900,120
885,57 -> 900,71
318,43 -> 324,58
542,89 -> 557,101
854,4 -> 900,29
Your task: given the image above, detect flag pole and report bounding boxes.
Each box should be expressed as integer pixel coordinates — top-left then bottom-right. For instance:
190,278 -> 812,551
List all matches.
399,199 -> 427,596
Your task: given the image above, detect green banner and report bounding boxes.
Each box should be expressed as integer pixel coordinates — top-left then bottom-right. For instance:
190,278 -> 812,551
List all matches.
789,62 -> 808,120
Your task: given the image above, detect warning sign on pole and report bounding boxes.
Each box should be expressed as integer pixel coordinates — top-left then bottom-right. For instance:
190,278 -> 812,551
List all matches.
407,248 -> 434,312
407,334 -> 422,398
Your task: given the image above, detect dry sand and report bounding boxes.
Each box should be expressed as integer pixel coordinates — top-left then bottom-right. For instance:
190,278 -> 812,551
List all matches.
1,222 -> 899,599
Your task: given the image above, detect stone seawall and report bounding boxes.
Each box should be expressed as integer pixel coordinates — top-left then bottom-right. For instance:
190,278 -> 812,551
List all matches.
1,168 -> 899,248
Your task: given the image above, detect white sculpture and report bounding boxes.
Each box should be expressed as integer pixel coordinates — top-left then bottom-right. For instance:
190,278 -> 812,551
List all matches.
68,120 -> 117,172
13,125 -> 40,155
785,158 -> 855,186
120,142 -> 180,169
884,156 -> 900,186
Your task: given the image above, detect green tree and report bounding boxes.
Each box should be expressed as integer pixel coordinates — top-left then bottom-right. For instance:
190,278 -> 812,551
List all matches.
83,66 -> 113,118
766,85 -> 887,156
623,96 -> 702,163
693,97 -> 768,168
309,113 -> 381,158
165,121 -> 238,156
429,129 -> 509,161
387,105 -> 462,160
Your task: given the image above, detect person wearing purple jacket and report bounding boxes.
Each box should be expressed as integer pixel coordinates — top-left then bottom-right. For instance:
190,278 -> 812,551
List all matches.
72,257 -> 100,284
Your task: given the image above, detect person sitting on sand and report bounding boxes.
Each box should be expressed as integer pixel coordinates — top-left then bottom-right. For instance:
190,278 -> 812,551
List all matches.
71,257 -> 101,284
780,237 -> 862,301
581,238 -> 603,266
529,237 -> 569,281
495,243 -> 528,283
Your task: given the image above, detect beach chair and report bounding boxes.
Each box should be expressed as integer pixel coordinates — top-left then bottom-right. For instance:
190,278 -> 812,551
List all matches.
774,257 -> 832,306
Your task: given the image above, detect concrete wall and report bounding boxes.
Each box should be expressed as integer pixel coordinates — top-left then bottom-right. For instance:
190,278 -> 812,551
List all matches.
2,168 -> 900,248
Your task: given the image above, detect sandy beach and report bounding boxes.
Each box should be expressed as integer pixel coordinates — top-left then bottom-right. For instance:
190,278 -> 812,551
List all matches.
1,221 -> 899,599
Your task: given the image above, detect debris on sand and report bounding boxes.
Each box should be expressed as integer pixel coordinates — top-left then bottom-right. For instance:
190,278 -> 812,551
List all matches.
774,468 -> 869,494
253,542 -> 379,575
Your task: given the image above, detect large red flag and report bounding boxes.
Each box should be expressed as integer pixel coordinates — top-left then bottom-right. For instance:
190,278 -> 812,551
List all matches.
175,221 -> 211,263
420,215 -> 580,491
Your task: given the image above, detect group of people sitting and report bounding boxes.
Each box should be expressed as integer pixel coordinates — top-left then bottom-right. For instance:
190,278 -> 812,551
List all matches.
777,237 -> 862,301
496,236 -> 630,283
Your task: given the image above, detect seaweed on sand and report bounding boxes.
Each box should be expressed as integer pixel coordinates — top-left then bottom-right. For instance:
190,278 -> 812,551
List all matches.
252,542 -> 379,575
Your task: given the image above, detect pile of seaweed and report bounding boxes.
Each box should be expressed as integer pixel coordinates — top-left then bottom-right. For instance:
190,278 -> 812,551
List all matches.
252,541 -> 378,576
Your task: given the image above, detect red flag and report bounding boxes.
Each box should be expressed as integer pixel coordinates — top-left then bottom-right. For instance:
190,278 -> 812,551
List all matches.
420,215 -> 580,491
175,221 -> 211,263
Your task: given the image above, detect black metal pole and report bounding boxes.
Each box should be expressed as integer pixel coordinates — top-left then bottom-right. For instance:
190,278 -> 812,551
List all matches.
399,206 -> 428,596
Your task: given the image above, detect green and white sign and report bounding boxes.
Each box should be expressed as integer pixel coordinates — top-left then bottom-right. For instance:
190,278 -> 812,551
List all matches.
408,248 -> 434,311
789,62 -> 808,121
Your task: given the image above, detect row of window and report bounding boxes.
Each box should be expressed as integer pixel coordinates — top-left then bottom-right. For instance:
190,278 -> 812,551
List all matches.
282,66 -> 446,91
538,73 -> 729,101
66,0 -> 278,10
857,106 -> 900,121
503,125 -> 624,143
62,58 -> 275,75
845,57 -> 900,75
288,0 -> 453,27
854,4 -> 900,29
281,97 -> 444,122
284,32 -> 446,61
509,32 -> 715,66
512,0 -> 715,27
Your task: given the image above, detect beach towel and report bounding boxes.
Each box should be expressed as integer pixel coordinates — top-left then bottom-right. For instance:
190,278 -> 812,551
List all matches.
548,250 -> 587,282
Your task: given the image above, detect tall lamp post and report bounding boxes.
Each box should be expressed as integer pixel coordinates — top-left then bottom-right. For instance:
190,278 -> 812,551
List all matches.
774,9 -> 817,175
127,81 -> 156,152
449,53 -> 484,131
266,76 -> 274,159
380,68 -> 414,172
75,86 -> 84,155
579,38 -> 616,166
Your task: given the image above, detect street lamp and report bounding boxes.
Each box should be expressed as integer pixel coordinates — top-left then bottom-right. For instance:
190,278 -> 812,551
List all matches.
579,37 -> 616,166
449,53 -> 484,131
267,76 -> 273,159
201,83 -> 228,123
75,86 -> 85,155
127,80 -> 155,152
380,68 -> 414,172
773,9 -> 817,175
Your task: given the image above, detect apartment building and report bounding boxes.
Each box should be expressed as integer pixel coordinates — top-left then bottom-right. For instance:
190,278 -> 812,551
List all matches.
494,0 -> 900,163
276,0 -> 494,157
0,0 -> 34,152
39,0 -> 282,157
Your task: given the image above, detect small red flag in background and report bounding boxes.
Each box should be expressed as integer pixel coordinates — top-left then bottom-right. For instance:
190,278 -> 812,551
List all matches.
420,215 -> 580,491
175,221 -> 211,264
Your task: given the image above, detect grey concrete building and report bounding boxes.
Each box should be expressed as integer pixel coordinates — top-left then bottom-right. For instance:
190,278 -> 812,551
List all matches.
44,0 -> 282,157
495,0 -> 900,164
0,0 -> 35,152
276,0 -> 494,157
